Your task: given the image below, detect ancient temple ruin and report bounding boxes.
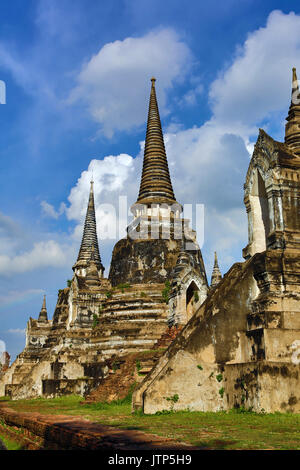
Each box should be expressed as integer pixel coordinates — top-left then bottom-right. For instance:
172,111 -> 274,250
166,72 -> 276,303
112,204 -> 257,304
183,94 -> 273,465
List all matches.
2,69 -> 299,412
0,78 -> 208,400
133,69 -> 300,414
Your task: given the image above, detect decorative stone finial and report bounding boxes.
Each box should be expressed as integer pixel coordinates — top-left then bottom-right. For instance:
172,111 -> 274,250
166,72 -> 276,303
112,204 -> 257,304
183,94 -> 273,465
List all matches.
292,67 -> 299,93
211,252 -> 222,288
38,295 -> 48,322
285,67 -> 300,154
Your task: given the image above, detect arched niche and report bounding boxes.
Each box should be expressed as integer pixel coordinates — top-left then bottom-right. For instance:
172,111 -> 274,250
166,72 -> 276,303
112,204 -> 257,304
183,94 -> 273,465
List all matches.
186,280 -> 200,321
249,169 -> 270,254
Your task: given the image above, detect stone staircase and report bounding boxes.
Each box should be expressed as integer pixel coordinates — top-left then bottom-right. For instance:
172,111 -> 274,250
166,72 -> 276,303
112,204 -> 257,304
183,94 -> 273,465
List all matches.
88,285 -> 169,357
85,350 -> 165,403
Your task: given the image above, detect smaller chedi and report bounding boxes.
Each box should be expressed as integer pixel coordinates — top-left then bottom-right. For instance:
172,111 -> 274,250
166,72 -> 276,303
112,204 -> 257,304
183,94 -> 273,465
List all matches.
210,252 -> 222,289
0,77 -> 209,400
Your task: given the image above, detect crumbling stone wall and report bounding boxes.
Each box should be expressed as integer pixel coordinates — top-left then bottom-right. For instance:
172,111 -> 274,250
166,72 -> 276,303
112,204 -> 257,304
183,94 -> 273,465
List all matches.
133,128 -> 300,414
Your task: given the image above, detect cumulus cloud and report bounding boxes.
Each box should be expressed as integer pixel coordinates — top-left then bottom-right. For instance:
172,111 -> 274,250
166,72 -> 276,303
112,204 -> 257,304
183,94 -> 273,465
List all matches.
66,154 -> 140,242
7,329 -> 25,336
67,154 -> 136,220
0,212 -> 20,237
69,28 -> 193,137
65,10 -> 300,277
209,10 -> 300,134
0,211 -> 26,258
165,10 -> 300,272
0,289 -> 44,309
179,84 -> 204,107
0,208 -> 77,276
3,10 -> 299,279
0,240 -> 74,275
165,125 -> 249,210
41,201 -> 66,219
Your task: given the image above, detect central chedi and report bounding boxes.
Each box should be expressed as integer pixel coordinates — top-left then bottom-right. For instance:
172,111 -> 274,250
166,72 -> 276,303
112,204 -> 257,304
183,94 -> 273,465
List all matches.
109,78 -> 208,300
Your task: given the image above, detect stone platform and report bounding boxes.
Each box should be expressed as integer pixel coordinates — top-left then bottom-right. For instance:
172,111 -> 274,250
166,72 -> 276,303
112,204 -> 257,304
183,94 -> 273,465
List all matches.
0,404 -> 196,451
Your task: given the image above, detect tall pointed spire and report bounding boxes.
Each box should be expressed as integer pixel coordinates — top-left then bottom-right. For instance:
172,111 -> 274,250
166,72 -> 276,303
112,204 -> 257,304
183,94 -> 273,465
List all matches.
73,180 -> 104,275
85,244 -> 101,287
285,67 -> 300,155
38,295 -> 48,322
211,252 -> 222,288
135,78 -> 178,206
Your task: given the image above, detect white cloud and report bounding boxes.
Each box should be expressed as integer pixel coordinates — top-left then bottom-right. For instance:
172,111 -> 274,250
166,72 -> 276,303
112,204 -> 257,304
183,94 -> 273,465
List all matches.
3,10 -> 299,280
66,153 -> 140,241
62,152 -> 143,273
0,212 -> 20,237
165,124 -> 249,211
0,240 -> 74,275
162,10 -> 300,273
41,201 -> 66,219
179,84 -> 204,107
61,120 -> 249,276
7,329 -> 25,336
69,28 -> 193,137
64,11 -> 300,276
209,10 -> 300,132
0,208 -> 77,276
163,126 -> 249,273
0,211 -> 23,257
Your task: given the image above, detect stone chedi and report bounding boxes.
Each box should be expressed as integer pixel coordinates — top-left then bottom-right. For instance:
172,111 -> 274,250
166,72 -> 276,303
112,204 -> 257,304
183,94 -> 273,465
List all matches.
38,295 -> 48,323
133,68 -> 300,414
73,179 -> 104,278
109,78 -> 208,295
0,78 -> 208,400
210,252 -> 222,288
136,78 -> 178,206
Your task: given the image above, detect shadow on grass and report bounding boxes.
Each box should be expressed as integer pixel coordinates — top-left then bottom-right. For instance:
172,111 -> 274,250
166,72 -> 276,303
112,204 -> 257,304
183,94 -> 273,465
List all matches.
195,439 -> 238,450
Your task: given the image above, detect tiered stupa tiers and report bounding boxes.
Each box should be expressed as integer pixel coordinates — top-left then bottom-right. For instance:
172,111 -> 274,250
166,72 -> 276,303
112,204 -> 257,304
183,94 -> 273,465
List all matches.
85,245 -> 101,288
285,67 -> 300,155
73,180 -> 104,276
134,78 -> 180,209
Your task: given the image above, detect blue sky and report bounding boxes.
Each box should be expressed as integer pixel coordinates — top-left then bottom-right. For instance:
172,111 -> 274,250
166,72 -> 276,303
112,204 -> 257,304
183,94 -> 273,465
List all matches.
1,0 -> 300,360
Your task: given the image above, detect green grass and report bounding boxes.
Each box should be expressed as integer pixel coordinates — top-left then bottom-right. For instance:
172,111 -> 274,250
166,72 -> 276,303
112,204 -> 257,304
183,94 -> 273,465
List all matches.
0,433 -> 23,450
1,395 -> 300,450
